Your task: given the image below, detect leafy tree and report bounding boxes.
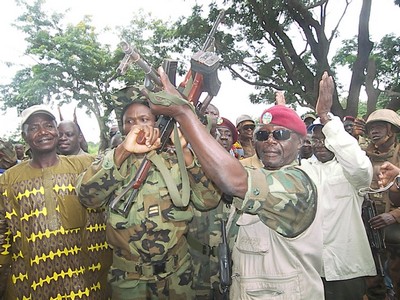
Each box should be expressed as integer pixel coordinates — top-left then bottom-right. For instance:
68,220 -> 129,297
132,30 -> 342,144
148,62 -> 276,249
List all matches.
173,0 -> 376,118
333,34 -> 400,115
0,0 -> 176,150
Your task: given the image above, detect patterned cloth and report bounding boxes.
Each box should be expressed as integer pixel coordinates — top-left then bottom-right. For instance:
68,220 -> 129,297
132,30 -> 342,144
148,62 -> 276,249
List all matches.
0,155 -> 112,299
76,149 -> 221,299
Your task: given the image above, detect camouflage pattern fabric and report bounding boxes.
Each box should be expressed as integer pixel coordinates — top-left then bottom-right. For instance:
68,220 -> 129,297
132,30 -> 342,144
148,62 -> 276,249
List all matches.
188,199 -> 231,299
232,162 -> 317,238
0,155 -> 112,299
76,148 -> 221,299
0,139 -> 17,170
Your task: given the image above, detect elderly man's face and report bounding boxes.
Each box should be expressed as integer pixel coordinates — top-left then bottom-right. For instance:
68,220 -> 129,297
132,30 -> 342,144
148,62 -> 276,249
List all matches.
255,124 -> 302,170
238,121 -> 255,139
311,126 -> 335,163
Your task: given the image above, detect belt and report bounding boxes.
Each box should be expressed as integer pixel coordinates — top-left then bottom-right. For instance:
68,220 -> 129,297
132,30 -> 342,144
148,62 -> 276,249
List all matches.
112,238 -> 189,277
187,234 -> 218,257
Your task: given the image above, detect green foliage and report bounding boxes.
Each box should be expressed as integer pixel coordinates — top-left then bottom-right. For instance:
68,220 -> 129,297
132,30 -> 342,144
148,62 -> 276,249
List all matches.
0,0 -> 178,148
87,141 -> 99,155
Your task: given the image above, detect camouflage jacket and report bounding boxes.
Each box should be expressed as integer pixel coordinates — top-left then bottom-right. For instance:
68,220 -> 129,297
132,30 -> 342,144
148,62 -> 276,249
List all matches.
76,149 -> 220,263
232,161 -> 317,238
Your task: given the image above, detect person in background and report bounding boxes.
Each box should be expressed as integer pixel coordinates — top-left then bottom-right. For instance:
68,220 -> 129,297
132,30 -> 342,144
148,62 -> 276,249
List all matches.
57,120 -> 86,155
188,116 -> 237,299
204,103 -> 220,139
364,109 -> 400,300
302,113 -> 317,128
76,95 -> 221,300
14,143 -> 26,161
299,132 -> 314,160
234,114 -> 255,159
0,140 -> 17,174
343,116 -> 355,135
300,72 -> 375,300
109,124 -> 123,149
0,104 -> 110,299
148,66 -> 324,299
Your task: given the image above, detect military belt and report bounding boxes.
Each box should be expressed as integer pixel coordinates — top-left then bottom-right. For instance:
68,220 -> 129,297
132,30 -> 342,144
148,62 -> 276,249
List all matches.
112,238 -> 188,277
187,234 -> 218,257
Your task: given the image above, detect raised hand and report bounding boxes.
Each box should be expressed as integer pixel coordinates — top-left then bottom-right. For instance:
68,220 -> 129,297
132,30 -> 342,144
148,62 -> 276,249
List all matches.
315,71 -> 334,123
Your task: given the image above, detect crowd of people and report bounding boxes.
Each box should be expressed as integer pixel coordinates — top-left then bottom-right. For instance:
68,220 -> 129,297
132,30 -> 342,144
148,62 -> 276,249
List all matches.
0,70 -> 399,300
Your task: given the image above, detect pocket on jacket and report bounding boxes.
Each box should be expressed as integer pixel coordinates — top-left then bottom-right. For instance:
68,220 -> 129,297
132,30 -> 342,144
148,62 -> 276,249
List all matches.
59,195 -> 87,229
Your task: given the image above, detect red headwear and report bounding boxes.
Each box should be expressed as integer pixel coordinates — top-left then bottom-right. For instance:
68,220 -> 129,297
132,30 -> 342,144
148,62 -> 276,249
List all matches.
260,106 -> 307,137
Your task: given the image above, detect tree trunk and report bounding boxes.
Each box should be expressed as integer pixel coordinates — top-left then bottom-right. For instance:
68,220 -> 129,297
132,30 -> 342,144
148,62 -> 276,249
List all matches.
347,0 -> 373,117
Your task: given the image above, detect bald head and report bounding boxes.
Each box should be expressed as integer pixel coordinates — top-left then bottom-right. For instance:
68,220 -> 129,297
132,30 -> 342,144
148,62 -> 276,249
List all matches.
57,120 -> 83,155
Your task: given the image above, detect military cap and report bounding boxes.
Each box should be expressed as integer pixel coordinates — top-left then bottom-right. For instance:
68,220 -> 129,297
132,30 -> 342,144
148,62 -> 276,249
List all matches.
217,117 -> 238,143
260,105 -> 307,137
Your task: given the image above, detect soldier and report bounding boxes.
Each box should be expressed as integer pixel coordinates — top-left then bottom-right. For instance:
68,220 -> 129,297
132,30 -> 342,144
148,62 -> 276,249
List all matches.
364,109 -> 400,299
0,139 -> 17,174
148,66 -> 324,299
76,93 -> 221,300
0,104 -> 110,299
188,116 -> 237,299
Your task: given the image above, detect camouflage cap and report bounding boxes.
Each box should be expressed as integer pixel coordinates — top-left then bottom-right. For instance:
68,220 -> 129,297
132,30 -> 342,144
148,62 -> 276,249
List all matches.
366,109 -> 400,132
111,85 -> 148,106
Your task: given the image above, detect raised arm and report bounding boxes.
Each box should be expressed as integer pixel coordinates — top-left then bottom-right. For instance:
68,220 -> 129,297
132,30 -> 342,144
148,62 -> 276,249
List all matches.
148,67 -> 248,198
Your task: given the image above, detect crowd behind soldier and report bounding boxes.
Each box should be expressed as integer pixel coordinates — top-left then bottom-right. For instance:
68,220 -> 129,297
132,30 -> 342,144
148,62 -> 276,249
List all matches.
0,71 -> 398,300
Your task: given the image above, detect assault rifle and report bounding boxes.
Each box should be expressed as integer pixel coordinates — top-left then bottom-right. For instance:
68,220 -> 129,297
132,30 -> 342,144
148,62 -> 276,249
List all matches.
219,219 -> 231,299
108,10 -> 225,217
361,194 -> 386,276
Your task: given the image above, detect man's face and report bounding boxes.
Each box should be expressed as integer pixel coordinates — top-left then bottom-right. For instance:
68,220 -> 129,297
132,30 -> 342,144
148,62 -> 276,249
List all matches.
238,121 -> 255,139
299,134 -> 313,159
57,121 -> 82,155
204,104 -> 219,128
311,126 -> 335,163
22,114 -> 58,154
255,124 -> 302,170
123,103 -> 156,135
14,144 -> 25,160
216,126 -> 234,152
343,120 -> 354,135
366,121 -> 390,145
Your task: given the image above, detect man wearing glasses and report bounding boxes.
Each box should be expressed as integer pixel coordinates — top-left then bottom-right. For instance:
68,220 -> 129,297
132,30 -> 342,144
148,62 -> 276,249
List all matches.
235,115 -> 256,159
148,67 -> 327,299
300,73 -> 376,300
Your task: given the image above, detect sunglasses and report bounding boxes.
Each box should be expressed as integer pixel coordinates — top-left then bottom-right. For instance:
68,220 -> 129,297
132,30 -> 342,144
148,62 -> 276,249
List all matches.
242,124 -> 255,131
255,129 -> 292,141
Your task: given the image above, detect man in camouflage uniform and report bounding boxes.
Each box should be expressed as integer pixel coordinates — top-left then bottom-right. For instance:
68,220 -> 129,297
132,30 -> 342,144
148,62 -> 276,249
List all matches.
149,67 -> 324,299
0,105 -> 111,299
188,117 -> 237,299
76,92 -> 221,300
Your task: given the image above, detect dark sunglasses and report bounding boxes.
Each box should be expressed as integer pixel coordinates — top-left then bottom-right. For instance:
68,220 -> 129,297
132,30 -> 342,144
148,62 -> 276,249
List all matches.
242,124 -> 255,131
255,129 -> 292,141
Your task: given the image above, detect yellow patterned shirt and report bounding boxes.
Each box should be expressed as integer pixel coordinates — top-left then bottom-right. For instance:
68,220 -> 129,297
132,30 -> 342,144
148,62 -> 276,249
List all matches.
0,155 -> 112,300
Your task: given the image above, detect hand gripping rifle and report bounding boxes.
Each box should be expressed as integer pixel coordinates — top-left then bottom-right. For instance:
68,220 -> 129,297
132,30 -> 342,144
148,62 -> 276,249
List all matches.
108,10 -> 225,217
359,183 -> 395,277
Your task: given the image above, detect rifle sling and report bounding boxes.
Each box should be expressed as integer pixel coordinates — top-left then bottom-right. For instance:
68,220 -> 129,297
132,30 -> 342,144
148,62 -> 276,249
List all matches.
148,123 -> 190,207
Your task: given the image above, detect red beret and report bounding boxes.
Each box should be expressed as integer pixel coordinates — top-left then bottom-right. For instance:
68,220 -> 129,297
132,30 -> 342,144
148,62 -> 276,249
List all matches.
216,117 -> 238,143
260,106 -> 307,137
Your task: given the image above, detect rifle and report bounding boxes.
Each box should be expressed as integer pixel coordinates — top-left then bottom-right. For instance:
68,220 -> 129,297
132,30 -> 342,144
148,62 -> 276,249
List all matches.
219,219 -> 231,299
108,10 -> 225,217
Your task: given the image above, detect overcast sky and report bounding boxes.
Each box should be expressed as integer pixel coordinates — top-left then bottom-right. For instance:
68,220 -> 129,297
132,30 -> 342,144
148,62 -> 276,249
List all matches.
1,0 -> 399,142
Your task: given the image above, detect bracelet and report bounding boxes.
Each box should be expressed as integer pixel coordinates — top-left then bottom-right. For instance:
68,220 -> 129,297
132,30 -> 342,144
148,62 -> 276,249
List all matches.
395,174 -> 400,190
